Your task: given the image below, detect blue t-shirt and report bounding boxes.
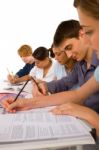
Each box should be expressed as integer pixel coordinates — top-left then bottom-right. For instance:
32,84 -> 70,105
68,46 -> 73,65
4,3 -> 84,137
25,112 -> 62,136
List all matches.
16,63 -> 35,77
94,66 -> 99,82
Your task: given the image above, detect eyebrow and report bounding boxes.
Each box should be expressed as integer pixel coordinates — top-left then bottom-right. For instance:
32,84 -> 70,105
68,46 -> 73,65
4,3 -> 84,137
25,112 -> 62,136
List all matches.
81,25 -> 91,28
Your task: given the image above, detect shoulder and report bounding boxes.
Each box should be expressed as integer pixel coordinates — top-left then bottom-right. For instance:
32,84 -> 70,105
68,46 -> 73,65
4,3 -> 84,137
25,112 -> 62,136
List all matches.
51,59 -> 61,67
24,63 -> 33,68
31,66 -> 41,72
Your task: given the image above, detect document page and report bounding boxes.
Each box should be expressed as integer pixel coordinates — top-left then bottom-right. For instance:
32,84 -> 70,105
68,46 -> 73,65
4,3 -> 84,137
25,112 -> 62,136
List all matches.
0,111 -> 91,143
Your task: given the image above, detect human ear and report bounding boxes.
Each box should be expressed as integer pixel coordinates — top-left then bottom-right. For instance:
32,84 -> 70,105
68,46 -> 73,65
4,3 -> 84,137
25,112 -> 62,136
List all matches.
79,29 -> 85,37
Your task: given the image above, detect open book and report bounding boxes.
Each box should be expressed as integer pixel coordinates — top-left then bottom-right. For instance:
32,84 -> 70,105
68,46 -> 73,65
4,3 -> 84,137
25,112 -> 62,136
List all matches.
0,107 -> 95,145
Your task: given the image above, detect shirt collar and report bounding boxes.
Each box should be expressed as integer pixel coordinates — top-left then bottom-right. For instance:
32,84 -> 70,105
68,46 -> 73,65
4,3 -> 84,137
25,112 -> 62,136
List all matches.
91,51 -> 99,67
80,51 -> 99,68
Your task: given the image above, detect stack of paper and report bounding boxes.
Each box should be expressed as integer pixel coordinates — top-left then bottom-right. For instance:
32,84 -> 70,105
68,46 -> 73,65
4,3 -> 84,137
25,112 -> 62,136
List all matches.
0,107 -> 95,145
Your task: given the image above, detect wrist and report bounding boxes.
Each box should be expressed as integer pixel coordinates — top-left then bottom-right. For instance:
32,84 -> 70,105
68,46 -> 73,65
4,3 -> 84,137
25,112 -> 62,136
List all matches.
87,111 -> 99,133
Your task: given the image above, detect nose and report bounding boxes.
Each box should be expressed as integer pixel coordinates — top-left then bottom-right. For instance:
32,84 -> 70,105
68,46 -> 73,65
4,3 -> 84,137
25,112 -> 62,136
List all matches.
55,55 -> 59,60
65,51 -> 72,58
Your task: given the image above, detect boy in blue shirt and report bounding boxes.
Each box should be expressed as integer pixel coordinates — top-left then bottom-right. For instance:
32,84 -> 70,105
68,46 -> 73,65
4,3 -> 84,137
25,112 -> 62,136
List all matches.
7,44 -> 35,84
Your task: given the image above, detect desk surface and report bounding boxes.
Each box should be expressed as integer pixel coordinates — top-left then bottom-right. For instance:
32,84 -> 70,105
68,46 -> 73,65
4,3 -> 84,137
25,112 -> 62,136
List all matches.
0,80 -> 32,94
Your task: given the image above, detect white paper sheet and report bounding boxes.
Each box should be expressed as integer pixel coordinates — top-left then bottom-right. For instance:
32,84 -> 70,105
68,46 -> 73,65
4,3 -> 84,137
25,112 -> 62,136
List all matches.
0,110 -> 93,143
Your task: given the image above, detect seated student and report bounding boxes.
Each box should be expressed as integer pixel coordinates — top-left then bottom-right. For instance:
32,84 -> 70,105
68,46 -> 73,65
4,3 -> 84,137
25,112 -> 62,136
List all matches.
31,20 -> 99,112
30,46 -> 67,82
7,44 -> 35,84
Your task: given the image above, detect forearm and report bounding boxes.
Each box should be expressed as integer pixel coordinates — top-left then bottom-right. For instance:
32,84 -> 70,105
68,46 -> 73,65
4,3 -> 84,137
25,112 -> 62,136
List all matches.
31,90 -> 82,109
14,75 -> 30,83
30,76 -> 99,108
47,68 -> 78,94
47,77 -> 72,94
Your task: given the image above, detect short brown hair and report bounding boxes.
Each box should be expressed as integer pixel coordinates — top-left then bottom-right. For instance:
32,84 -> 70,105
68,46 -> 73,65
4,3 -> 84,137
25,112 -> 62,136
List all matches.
18,44 -> 33,57
53,19 -> 81,47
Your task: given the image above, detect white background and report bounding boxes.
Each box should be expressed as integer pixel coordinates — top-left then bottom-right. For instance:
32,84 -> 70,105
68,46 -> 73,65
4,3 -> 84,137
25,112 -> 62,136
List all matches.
0,0 -> 78,79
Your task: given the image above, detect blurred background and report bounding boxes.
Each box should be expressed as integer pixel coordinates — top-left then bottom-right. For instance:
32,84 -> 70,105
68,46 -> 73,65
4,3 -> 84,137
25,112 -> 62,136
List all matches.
0,0 -> 78,79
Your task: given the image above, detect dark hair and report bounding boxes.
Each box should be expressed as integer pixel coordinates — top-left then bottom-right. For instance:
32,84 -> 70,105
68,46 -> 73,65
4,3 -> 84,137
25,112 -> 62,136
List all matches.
74,0 -> 99,20
48,44 -> 55,58
53,19 -> 82,47
32,47 -> 50,60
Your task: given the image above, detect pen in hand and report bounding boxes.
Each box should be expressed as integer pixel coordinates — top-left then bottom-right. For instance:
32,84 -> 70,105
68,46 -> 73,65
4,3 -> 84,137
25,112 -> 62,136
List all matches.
13,76 -> 42,102
14,79 -> 30,102
7,68 -> 15,83
31,76 -> 43,94
6,68 -> 14,76
2,79 -> 30,113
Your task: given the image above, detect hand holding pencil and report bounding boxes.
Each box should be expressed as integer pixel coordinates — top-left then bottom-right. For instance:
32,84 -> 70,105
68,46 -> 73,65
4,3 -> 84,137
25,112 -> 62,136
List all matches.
7,68 -> 17,84
2,77 -> 42,113
32,79 -> 49,97
2,79 -> 32,112
2,97 -> 33,113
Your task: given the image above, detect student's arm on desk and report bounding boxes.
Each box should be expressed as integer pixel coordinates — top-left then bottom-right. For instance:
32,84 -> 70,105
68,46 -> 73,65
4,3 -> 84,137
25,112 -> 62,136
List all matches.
8,75 -> 30,84
51,102 -> 99,137
2,76 -> 99,113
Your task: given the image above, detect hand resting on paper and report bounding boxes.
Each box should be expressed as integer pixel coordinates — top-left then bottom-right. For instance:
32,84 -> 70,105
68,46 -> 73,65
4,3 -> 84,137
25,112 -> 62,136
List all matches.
51,102 -> 97,119
51,102 -> 99,136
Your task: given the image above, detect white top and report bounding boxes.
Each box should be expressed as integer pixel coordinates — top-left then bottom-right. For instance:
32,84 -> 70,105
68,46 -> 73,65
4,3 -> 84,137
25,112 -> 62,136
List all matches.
30,59 -> 67,82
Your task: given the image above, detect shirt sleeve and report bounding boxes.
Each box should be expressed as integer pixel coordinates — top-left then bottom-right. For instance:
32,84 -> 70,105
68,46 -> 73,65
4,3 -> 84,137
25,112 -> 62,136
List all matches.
94,66 -> 99,82
47,63 -> 78,94
29,66 -> 37,78
16,63 -> 35,77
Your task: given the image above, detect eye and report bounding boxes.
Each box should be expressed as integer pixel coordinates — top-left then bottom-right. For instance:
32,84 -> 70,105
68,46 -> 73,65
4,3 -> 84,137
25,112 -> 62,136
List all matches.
85,30 -> 93,36
65,45 -> 72,51
55,52 -> 62,56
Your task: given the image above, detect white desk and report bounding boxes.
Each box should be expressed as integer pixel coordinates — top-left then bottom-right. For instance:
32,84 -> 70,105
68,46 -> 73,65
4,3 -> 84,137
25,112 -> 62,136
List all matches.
0,138 -> 85,150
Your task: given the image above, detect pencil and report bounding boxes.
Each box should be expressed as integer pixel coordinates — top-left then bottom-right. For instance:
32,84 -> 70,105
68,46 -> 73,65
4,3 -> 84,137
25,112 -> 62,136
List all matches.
31,76 -> 42,93
31,76 -> 38,86
14,79 -> 30,102
6,68 -> 13,75
6,68 -> 10,74
13,77 -> 41,102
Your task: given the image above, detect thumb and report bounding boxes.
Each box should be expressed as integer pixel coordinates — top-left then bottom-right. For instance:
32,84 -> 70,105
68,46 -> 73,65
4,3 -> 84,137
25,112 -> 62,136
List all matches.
8,101 -> 18,111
